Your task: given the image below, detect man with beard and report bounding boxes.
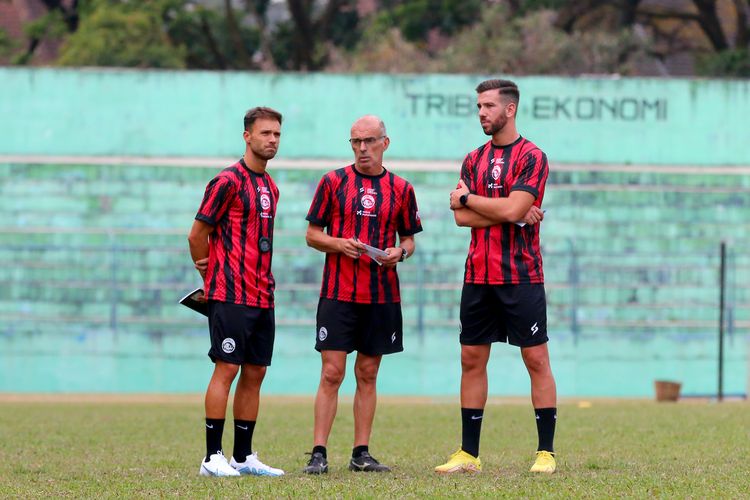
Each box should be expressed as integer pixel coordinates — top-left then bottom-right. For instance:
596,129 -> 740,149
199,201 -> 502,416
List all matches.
435,79 -> 557,474
188,107 -> 285,477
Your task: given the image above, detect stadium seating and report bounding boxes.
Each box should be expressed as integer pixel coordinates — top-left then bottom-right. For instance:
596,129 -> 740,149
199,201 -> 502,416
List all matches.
0,161 -> 747,395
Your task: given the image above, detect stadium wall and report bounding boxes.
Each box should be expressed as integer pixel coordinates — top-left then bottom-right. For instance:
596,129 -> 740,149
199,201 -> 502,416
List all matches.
2,68 -> 750,165
1,68 -> 748,396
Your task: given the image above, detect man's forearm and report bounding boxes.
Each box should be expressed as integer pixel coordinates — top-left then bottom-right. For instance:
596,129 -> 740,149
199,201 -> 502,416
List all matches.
463,194 -> 526,224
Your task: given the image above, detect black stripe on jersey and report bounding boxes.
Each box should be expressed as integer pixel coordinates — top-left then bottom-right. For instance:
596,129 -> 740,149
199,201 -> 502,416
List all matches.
306,177 -> 329,226
248,174 -> 262,307
330,168 -> 348,300
499,146 -> 515,284
223,225 -> 235,303
351,172 -> 365,302
381,173 -> 397,303
513,228 -> 531,282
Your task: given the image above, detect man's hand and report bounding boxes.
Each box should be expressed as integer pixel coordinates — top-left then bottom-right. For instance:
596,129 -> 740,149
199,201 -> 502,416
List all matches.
194,257 -> 208,279
379,247 -> 403,268
520,206 -> 544,226
338,237 -> 366,259
449,179 -> 470,211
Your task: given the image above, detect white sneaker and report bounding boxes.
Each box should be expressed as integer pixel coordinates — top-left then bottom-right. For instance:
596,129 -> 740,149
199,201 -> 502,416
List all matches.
199,451 -> 241,477
230,452 -> 285,476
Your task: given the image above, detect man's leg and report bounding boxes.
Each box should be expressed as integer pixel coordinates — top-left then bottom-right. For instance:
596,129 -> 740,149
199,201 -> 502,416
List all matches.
232,364 -> 266,461
352,352 -> 382,448
460,344 -> 491,458
229,363 -> 284,475
200,361 -> 241,476
303,350 -> 346,474
521,342 -> 557,473
347,352 -> 390,471
435,344 -> 489,474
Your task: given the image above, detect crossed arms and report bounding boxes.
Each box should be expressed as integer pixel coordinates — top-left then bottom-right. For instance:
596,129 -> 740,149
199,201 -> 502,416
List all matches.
449,179 -> 544,228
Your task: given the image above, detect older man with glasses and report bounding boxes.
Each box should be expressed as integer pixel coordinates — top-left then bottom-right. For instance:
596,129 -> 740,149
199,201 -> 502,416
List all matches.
302,115 -> 423,474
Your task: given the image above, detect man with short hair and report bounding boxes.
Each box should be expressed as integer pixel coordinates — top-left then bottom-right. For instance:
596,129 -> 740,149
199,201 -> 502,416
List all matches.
188,106 -> 285,477
302,115 -> 422,474
435,79 -> 557,474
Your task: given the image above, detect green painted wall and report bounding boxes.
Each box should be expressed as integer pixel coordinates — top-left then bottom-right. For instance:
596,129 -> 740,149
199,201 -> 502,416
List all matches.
2,68 -> 749,165
1,162 -> 748,396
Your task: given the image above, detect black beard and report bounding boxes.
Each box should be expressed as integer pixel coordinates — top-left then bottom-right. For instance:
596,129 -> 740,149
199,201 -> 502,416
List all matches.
483,116 -> 508,136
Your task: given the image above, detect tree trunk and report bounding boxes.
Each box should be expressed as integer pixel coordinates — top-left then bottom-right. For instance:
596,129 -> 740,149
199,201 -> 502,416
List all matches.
691,0 -> 729,50
223,0 -> 254,68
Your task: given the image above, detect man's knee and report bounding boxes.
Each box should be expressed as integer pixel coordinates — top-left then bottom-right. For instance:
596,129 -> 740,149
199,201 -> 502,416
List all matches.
461,347 -> 488,373
320,363 -> 345,388
354,362 -> 378,386
240,364 -> 267,385
213,361 -> 240,382
522,346 -> 550,374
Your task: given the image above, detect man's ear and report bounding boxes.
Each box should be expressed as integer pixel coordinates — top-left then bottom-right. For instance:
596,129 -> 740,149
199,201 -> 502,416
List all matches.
383,136 -> 390,151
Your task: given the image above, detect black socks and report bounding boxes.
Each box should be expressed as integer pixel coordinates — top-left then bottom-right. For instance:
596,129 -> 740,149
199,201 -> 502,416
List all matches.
461,408 -> 484,458
205,418 -> 225,459
233,419 -> 256,462
535,407 -> 557,452
352,445 -> 368,458
312,445 -> 327,459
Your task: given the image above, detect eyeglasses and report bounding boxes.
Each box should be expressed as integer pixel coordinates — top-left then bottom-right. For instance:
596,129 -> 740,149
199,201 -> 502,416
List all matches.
349,136 -> 384,147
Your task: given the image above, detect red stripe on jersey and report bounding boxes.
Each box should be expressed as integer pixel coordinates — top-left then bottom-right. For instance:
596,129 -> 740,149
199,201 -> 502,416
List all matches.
196,159 -> 279,308
461,137 -> 548,285
306,165 -> 423,304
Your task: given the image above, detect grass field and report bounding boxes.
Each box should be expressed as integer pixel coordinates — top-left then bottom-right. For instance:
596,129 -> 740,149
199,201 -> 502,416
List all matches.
0,396 -> 747,498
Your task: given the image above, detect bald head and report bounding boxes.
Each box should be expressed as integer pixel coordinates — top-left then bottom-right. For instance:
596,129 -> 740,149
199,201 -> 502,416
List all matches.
349,115 -> 389,174
351,115 -> 386,137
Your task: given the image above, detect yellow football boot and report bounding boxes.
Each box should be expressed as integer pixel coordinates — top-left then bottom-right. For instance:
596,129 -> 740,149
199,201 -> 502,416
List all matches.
434,449 -> 481,474
529,450 -> 556,473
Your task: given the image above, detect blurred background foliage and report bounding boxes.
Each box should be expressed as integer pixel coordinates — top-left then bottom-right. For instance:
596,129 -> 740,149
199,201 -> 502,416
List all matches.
1,0 -> 748,76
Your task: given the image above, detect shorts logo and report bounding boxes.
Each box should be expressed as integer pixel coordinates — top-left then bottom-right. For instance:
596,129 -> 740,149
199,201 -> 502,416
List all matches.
361,194 -> 375,209
318,327 -> 328,341
391,332 -> 397,344
222,338 -> 236,353
260,194 -> 271,210
530,322 -> 539,336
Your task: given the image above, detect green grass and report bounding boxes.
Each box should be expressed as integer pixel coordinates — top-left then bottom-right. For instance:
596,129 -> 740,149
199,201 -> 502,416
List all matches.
0,397 -> 747,498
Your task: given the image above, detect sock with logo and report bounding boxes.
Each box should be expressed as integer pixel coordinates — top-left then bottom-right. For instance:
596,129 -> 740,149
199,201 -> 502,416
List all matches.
312,445 -> 327,459
233,419 -> 256,462
205,418 -> 225,460
461,408 -> 484,458
535,407 -> 557,452
352,445 -> 369,458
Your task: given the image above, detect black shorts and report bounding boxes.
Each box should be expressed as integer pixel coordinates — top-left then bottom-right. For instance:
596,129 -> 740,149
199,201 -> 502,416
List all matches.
315,298 -> 403,356
207,301 -> 275,366
459,283 -> 548,348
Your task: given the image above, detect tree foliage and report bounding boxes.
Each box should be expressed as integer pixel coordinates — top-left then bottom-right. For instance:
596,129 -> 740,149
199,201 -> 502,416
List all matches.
5,0 -> 750,75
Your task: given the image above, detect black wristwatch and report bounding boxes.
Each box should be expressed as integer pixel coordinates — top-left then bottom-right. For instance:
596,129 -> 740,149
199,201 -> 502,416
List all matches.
399,247 -> 408,262
459,193 -> 469,206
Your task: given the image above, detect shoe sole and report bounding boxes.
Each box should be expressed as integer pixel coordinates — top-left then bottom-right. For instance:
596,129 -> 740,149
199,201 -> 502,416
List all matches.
435,464 -> 481,474
348,466 -> 391,472
302,468 -> 328,474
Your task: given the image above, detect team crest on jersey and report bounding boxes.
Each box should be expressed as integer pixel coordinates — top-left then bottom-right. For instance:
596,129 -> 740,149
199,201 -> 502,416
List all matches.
357,188 -> 378,218
361,194 -> 375,209
260,194 -> 271,210
491,165 -> 501,180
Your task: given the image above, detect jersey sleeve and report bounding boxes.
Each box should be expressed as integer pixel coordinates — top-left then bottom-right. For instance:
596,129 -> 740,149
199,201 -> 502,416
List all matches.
398,182 -> 423,236
305,175 -> 332,227
460,153 -> 474,191
195,174 -> 235,225
510,149 -> 548,199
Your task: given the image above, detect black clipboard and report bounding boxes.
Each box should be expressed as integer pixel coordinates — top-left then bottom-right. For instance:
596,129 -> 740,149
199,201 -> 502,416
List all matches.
179,288 -> 209,317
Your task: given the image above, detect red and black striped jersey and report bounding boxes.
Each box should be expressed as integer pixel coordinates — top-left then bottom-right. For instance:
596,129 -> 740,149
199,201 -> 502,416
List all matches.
195,158 -> 279,308
306,165 -> 423,304
461,136 -> 548,285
